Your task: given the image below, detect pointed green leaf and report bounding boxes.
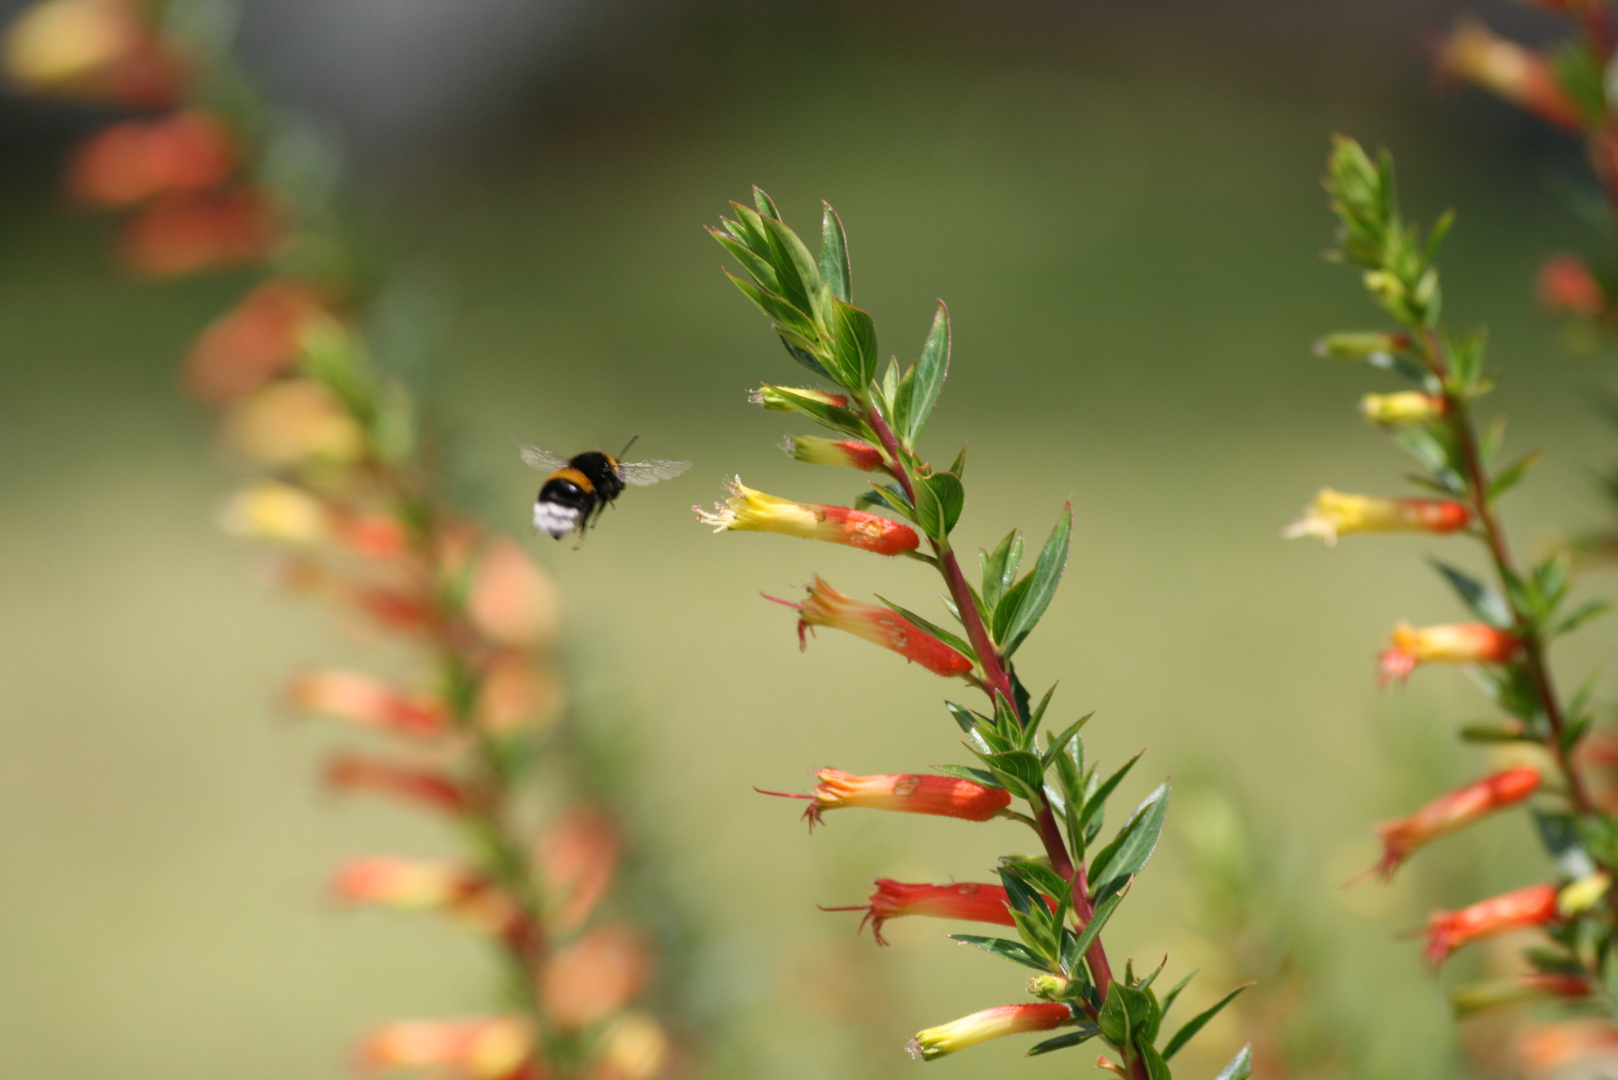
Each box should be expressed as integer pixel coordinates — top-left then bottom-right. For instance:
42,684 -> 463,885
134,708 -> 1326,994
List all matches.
1213,1044 -> 1252,1080
752,186 -> 781,219
758,213 -> 826,329
1079,751 -> 1144,838
949,933 -> 1050,972
1066,890 -> 1123,979
819,202 -> 852,303
1000,858 -> 1070,905
920,472 -> 965,536
1163,983 -> 1251,1060
981,530 -> 1023,613
1090,780 -> 1171,903
906,301 -> 951,446
1097,984 -> 1130,1045
981,749 -> 1045,803
1024,1023 -> 1100,1057
1552,599 -> 1613,637
724,271 -> 819,345
1002,504 -> 1073,656
830,298 -> 878,389
1139,1042 -> 1172,1080
874,595 -> 974,659
933,763 -> 1002,788
709,228 -> 779,292
1042,713 -> 1092,770
1489,450 -> 1543,501
1431,559 -> 1513,628
1159,968 -> 1199,1019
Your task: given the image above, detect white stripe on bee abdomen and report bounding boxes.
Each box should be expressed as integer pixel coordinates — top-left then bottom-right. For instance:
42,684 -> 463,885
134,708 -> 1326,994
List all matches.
534,501 -> 581,538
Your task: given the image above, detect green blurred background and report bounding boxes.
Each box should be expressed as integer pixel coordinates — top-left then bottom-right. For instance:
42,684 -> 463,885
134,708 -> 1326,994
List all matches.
5,0 -> 1618,1076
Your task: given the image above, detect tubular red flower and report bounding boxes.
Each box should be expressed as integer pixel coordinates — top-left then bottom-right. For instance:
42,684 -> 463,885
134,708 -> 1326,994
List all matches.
823,878 -> 1023,945
184,280 -> 328,403
354,1017 -> 531,1076
1379,622 -> 1521,685
777,575 -> 973,675
1423,884 -> 1560,967
696,477 -> 918,555
67,110 -> 234,206
333,857 -> 517,935
906,1002 -> 1073,1060
540,923 -> 653,1029
325,755 -> 468,815
287,670 -> 448,738
1359,767 -> 1540,881
118,187 -> 278,277
781,434 -> 886,471
761,768 -> 1012,829
1284,489 -> 1470,545
536,806 -> 621,932
1538,254 -> 1606,317
1437,20 -> 1585,130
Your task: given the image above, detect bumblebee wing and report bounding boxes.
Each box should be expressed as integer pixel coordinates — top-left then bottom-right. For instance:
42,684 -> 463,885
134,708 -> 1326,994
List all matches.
619,458 -> 693,487
518,442 -> 570,474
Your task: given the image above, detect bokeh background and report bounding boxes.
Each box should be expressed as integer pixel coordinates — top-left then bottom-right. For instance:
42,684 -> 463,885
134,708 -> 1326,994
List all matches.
4,0 -> 1618,1077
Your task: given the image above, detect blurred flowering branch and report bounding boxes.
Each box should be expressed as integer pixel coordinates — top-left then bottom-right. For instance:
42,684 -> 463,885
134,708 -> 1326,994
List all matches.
3,1 -> 689,1077
696,191 -> 1249,1078
1288,135 -> 1618,1061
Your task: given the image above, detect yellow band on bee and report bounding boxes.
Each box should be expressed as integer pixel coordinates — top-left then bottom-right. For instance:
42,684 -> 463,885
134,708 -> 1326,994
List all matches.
552,467 -> 593,493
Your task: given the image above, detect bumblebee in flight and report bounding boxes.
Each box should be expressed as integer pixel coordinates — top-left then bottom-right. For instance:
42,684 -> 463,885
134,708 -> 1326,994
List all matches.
519,438 -> 691,542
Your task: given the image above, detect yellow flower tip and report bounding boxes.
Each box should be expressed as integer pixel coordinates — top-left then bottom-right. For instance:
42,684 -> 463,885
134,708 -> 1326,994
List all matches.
1284,488 -> 1470,547
1359,391 -> 1447,425
906,1003 -> 1072,1060
1558,872 -> 1611,916
697,478 -> 920,555
221,379 -> 365,465
217,481 -> 329,544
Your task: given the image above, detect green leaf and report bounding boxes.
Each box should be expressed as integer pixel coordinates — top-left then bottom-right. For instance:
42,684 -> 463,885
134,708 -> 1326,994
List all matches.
1159,968 -> 1198,1019
1080,751 -> 1144,839
1042,713 -> 1093,770
1163,983 -> 1250,1060
1001,505 -> 1073,656
1000,858 -> 1070,906
1113,983 -> 1161,1045
1488,451 -> 1543,501
920,472 -> 965,536
1053,738 -> 1086,858
1458,722 -> 1532,743
819,202 -> 851,303
1139,1042 -> 1172,1080
948,934 -> 1050,972
1097,985 -> 1130,1046
932,763 -> 1001,788
981,750 -> 1045,803
752,186 -> 781,219
724,271 -> 819,348
758,213 -> 827,331
874,596 -> 975,659
1553,599 -> 1613,637
1534,809 -> 1597,879
1213,1044 -> 1253,1080
1430,559 -> 1513,628
947,443 -> 967,478
829,298 -> 878,389
1024,1023 -> 1100,1057
709,228 -> 780,293
858,482 -> 914,521
1090,781 -> 1171,904
981,530 -> 1024,612
1066,890 -> 1123,978
906,301 -> 951,446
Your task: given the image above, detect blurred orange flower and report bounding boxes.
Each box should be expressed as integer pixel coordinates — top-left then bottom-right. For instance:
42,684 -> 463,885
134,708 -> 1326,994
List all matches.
67,110 -> 234,206
185,281 -> 328,402
541,924 -> 654,1028
118,187 -> 277,277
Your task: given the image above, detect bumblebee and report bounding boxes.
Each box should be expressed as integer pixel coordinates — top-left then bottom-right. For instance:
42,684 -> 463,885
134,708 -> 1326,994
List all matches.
519,438 -> 691,542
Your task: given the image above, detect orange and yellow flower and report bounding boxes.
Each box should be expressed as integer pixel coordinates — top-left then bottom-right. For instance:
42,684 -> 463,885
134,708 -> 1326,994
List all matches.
67,110 -> 234,206
333,857 -> 516,935
1423,883 -> 1560,967
326,755 -> 467,816
1284,489 -> 1470,545
1358,767 -> 1540,881
1378,622 -> 1521,685
354,1017 -> 531,1076
906,1002 -> 1074,1060
763,767 -> 1012,829
1437,20 -> 1585,130
781,434 -> 886,471
184,280 -> 328,402
822,878 -> 1022,945
776,575 -> 973,675
118,187 -> 278,277
1358,391 -> 1447,425
697,477 -> 918,555
2,0 -> 180,106
1538,254 -> 1606,317
287,669 -> 448,738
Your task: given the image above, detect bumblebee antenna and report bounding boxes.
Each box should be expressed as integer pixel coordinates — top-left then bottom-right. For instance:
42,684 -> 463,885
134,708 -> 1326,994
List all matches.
618,435 -> 640,459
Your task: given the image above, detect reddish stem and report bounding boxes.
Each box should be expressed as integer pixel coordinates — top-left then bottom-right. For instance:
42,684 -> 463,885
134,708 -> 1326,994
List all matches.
861,398 -> 1122,1014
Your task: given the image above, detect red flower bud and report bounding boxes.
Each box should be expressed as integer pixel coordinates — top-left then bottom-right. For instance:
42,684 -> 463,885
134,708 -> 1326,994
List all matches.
1423,884 -> 1560,967
770,575 -> 973,676
67,111 -> 234,206
1379,622 -> 1521,685
1356,767 -> 1540,882
761,768 -> 1012,829
1437,20 -> 1585,130
822,878 -> 1027,945
1538,254 -> 1606,317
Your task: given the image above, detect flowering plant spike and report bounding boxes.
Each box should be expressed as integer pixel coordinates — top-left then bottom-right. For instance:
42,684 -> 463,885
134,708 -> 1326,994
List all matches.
700,192 -> 1249,1077
1295,135 -> 1618,1037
